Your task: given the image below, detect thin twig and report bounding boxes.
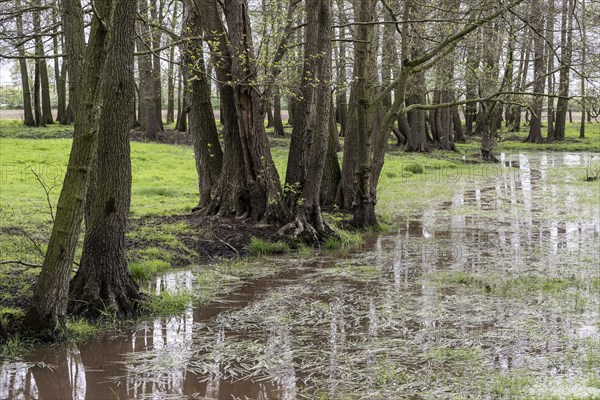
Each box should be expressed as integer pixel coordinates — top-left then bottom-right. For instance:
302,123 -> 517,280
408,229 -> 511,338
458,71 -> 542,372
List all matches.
29,167 -> 56,223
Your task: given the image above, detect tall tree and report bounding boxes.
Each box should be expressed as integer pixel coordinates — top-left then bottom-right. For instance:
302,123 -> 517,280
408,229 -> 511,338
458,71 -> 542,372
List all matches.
14,0 -> 35,126
281,0 -> 334,240
165,1 -> 179,125
197,0 -> 247,217
181,5 -> 224,211
579,0 -> 587,139
23,0 -> 111,337
223,0 -> 290,223
69,0 -> 141,316
32,0 -> 53,125
545,0 -> 556,141
525,0 -> 546,143
554,0 -> 574,140
52,9 -> 67,125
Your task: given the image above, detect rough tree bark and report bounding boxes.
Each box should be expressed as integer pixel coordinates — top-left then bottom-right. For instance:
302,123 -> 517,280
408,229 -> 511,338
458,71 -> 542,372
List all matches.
181,6 -> 224,211
223,0 -> 290,223
137,0 -> 158,139
150,0 -> 165,132
335,0 -> 348,138
280,0 -> 334,241
23,0 -> 110,338
70,0 -> 141,317
196,0 -> 249,218
350,0 -> 377,227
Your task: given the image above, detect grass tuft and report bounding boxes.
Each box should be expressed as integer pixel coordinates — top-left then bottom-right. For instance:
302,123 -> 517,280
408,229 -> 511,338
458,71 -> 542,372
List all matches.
0,333 -> 38,357
129,260 -> 171,280
66,318 -> 99,341
404,162 -> 424,174
139,292 -> 193,316
246,237 -> 291,256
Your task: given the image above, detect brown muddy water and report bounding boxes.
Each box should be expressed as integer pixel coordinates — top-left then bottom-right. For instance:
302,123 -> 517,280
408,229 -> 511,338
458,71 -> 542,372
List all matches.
2,152 -> 599,399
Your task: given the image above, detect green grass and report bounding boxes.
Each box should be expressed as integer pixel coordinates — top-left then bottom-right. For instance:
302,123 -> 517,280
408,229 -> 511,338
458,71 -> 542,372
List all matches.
129,260 -> 171,280
0,333 -> 38,357
245,237 -> 291,256
65,318 -> 100,341
138,291 -> 193,316
0,119 -> 74,139
427,270 -> 581,297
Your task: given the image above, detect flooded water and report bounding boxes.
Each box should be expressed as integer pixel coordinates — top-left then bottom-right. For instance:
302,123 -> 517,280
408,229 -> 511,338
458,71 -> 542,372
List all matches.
2,152 -> 599,399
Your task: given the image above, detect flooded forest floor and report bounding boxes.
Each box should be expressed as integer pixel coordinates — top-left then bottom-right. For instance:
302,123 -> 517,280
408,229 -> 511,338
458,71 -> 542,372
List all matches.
0,120 -> 599,399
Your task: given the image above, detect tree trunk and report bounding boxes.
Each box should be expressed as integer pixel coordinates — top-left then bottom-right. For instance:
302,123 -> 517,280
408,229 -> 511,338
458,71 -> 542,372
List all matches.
554,0 -> 574,141
464,40 -> 479,135
351,0 -> 377,228
579,0 -> 586,139
273,91 -> 285,136
195,0 -> 248,217
150,0 -> 165,132
335,0 -> 348,138
53,10 -> 67,125
24,0 -> 110,338
137,0 -> 158,139
525,0 -> 545,144
546,0 -> 556,141
15,0 -> 35,126
223,0 -> 290,223
175,69 -> 188,132
32,0 -> 53,125
321,97 -> 341,207
280,0 -> 333,241
33,60 -> 43,127
70,0 -> 141,317
452,105 -> 464,142
166,1 -> 179,125
181,7 -> 224,211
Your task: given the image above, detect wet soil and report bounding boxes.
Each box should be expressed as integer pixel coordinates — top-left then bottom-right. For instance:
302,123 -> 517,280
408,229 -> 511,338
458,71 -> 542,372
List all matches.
128,213 -> 285,263
2,152 -> 599,399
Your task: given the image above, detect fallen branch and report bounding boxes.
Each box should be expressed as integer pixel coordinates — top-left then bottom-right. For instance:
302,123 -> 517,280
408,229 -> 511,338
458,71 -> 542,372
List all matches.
0,260 -> 42,268
217,238 -> 240,257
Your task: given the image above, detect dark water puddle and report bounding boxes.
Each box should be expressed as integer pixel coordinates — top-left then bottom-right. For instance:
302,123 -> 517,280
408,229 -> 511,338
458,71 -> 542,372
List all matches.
2,152 -> 600,399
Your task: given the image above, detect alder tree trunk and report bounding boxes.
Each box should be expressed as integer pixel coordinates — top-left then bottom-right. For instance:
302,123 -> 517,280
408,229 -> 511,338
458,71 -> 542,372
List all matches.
24,0 -> 110,338
15,0 -> 35,126
351,0 -> 377,228
33,57 -> 43,126
280,0 -> 334,241
166,1 -> 178,124
70,0 -> 141,317
321,97 -> 342,207
53,10 -> 67,124
273,91 -> 285,136
33,0 -> 54,125
182,7 -> 224,211
223,0 -> 290,223
554,0 -> 574,141
546,0 -> 556,141
525,0 -> 545,144
197,0 -> 249,218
